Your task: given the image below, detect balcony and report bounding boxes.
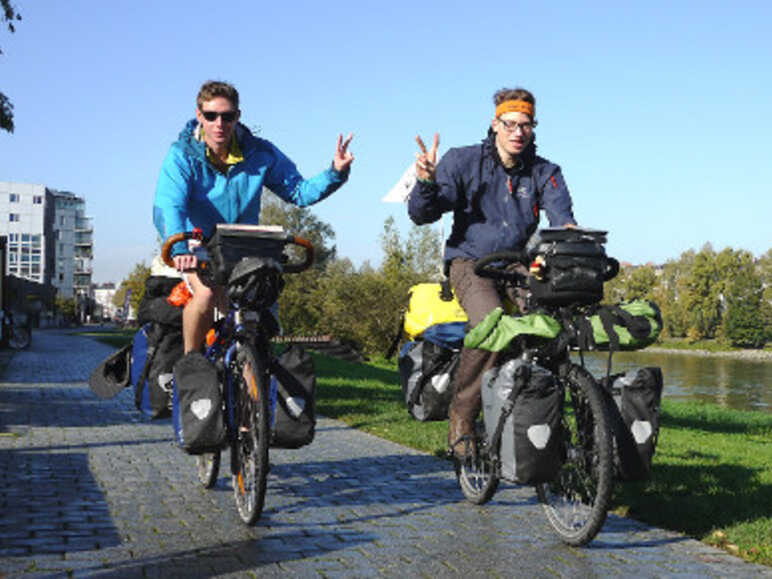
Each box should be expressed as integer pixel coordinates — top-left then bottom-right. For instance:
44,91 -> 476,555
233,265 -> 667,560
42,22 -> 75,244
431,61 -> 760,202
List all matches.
75,217 -> 93,232
74,232 -> 93,246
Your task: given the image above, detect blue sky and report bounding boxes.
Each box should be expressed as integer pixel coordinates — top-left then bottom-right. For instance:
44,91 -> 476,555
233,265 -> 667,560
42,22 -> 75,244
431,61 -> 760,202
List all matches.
1,0 -> 770,283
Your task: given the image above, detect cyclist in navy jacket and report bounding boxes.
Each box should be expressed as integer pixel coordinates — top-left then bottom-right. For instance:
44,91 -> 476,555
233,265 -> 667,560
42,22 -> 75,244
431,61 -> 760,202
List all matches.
408,87 -> 576,458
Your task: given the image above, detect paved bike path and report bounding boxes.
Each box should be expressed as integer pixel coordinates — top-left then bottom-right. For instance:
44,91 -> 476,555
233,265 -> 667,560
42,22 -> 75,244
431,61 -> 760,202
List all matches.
0,329 -> 769,578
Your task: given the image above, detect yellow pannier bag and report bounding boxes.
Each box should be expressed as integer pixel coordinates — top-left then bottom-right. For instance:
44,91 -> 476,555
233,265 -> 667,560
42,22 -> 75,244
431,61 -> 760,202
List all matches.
403,283 -> 468,340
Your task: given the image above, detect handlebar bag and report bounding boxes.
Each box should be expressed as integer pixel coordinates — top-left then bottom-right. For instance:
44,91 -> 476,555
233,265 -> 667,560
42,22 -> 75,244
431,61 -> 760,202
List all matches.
482,359 -> 563,484
397,322 -> 465,421
270,345 -> 316,449
600,367 -> 663,481
527,228 -> 614,306
172,352 -> 226,454
206,226 -> 287,286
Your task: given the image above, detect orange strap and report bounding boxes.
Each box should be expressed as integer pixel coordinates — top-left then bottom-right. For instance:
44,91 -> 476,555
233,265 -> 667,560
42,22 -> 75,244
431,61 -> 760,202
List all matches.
495,100 -> 534,118
167,281 -> 193,307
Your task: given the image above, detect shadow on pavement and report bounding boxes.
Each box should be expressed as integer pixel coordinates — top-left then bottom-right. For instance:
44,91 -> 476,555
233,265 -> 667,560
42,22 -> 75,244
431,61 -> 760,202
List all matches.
80,531 -> 376,577
0,451 -> 122,556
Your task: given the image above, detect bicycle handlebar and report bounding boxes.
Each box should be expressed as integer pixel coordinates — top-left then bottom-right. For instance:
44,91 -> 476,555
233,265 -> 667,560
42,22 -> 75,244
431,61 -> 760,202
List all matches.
473,250 -> 529,281
160,229 -> 315,275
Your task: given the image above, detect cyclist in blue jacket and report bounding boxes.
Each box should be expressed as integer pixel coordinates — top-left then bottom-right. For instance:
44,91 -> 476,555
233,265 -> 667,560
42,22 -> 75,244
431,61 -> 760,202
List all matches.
408,87 -> 576,458
154,80 -> 354,354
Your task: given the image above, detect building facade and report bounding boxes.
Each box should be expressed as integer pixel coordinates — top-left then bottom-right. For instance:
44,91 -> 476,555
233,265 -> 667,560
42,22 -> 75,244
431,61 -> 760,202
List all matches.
0,182 -> 93,299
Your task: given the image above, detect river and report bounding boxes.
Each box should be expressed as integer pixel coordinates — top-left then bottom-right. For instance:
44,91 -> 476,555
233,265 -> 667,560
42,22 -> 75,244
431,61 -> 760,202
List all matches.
574,350 -> 772,413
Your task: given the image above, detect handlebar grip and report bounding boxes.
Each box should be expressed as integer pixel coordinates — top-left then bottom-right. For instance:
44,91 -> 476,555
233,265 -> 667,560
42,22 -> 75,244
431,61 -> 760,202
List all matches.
473,250 -> 528,279
160,232 -> 191,267
284,236 -> 315,273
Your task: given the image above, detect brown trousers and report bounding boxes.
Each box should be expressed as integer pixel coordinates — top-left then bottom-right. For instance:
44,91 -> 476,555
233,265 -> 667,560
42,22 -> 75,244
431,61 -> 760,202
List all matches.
448,258 -> 527,424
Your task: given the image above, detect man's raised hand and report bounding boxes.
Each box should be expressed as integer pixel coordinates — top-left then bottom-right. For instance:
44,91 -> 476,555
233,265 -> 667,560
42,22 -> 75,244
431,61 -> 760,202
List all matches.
333,133 -> 355,172
415,133 -> 439,182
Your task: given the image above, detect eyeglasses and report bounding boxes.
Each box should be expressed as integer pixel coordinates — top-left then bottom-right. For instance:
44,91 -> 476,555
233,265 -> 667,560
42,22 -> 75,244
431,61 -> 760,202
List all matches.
200,109 -> 238,123
498,118 -> 535,133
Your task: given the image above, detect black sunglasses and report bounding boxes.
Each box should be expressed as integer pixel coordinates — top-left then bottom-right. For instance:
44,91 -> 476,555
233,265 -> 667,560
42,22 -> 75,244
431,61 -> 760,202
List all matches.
200,109 -> 238,123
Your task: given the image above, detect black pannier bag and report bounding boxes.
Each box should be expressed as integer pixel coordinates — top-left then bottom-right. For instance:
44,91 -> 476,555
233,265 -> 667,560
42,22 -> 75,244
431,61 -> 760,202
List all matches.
270,345 -> 316,449
482,359 -> 563,484
526,227 -> 619,306
172,352 -> 226,454
397,322 -> 465,422
130,274 -> 185,419
131,323 -> 182,418
601,367 -> 664,481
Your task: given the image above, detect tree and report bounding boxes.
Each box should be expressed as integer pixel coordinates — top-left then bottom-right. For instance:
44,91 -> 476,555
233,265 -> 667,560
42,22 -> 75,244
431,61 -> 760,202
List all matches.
722,252 -> 765,348
113,262 -> 151,315
259,189 -> 337,268
1,0 -> 21,133
759,248 -> 772,341
55,296 -> 76,321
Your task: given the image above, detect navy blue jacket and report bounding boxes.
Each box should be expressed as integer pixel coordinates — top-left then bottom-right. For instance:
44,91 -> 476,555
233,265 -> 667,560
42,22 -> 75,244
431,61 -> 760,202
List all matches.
408,133 -> 576,263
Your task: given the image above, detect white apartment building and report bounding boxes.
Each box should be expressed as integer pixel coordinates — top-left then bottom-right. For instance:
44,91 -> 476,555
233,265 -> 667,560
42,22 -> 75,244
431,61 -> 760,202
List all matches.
0,181 -> 93,299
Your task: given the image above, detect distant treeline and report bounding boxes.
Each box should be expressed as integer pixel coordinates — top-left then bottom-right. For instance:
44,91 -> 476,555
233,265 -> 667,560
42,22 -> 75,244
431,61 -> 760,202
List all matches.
115,195 -> 772,355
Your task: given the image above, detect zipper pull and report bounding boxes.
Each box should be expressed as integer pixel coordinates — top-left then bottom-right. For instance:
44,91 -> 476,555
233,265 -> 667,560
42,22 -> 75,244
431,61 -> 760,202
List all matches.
507,176 -> 513,193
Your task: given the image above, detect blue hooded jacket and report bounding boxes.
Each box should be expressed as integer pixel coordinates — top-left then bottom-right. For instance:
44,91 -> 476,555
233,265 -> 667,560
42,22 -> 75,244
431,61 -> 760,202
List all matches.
408,132 -> 576,263
153,120 -> 348,255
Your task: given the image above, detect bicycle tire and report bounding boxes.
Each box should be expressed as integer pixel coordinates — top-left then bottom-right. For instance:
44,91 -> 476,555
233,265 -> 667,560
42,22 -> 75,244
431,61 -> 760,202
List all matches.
231,342 -> 270,525
196,451 -> 221,489
536,363 -> 613,546
9,326 -> 30,349
456,423 -> 499,505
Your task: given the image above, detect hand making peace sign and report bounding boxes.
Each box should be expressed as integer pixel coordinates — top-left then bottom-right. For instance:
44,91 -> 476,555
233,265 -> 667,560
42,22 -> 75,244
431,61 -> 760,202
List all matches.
415,133 -> 440,182
333,133 -> 355,173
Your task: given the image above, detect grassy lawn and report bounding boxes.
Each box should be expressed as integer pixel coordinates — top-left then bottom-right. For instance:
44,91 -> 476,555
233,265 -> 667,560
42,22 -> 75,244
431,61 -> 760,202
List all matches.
78,328 -> 137,349
81,329 -> 771,566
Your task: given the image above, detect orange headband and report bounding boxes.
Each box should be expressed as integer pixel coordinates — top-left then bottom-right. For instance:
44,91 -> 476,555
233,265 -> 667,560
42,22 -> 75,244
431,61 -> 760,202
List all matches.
495,99 -> 534,118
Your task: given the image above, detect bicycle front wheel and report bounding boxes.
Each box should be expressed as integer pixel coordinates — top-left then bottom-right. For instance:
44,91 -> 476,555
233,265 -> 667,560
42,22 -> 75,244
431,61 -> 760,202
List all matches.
196,451 -> 221,489
231,343 -> 270,525
536,363 -> 613,546
456,422 -> 499,505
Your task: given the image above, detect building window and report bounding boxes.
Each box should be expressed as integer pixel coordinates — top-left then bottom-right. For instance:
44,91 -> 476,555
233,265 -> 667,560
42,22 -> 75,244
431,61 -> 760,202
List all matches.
9,193 -> 19,202
9,213 -> 19,222
33,195 -> 43,204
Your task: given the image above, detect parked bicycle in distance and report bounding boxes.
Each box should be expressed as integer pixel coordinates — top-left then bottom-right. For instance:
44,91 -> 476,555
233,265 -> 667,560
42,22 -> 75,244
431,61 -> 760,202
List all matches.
454,230 -> 621,546
2,310 -> 31,350
161,224 -> 314,525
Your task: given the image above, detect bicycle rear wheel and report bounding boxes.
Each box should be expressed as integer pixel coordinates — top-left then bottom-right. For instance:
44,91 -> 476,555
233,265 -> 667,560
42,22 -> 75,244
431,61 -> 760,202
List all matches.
456,423 -> 499,504
196,451 -> 221,488
231,343 -> 270,525
536,363 -> 613,546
